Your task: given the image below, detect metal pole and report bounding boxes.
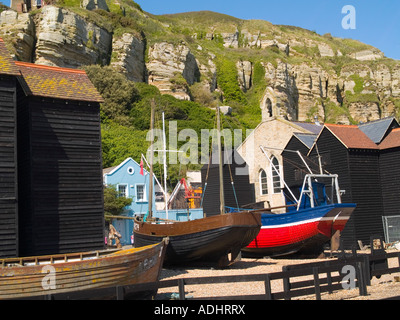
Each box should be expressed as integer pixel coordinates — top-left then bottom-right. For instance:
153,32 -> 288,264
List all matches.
260,146 -> 299,206
217,107 -> 225,215
148,99 -> 155,218
162,112 -> 168,219
334,175 -> 342,204
308,175 -> 315,208
296,150 -> 313,174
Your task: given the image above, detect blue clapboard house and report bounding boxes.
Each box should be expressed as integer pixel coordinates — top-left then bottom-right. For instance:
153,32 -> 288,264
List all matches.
103,158 -> 204,245
103,157 -> 156,245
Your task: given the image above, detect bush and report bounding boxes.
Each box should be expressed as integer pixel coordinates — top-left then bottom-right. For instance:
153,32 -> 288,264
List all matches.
101,122 -> 148,168
349,74 -> 364,94
103,184 -> 133,221
216,57 -> 246,104
344,91 -> 380,104
84,65 -> 140,125
190,82 -> 218,108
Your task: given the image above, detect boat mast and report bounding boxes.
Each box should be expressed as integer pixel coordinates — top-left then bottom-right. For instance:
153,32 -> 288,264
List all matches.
217,107 -> 225,215
162,112 -> 169,219
148,99 -> 155,219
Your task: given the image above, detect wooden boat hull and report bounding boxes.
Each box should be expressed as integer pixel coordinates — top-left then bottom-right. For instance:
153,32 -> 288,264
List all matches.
134,212 -> 261,267
242,204 -> 356,258
0,240 -> 167,300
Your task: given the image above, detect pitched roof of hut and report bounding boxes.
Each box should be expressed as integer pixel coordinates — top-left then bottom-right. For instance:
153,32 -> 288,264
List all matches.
0,38 -> 21,76
0,37 -> 103,103
292,132 -> 318,149
291,121 -> 323,135
379,127 -> 400,150
323,124 -> 379,150
358,117 -> 399,144
16,61 -> 104,103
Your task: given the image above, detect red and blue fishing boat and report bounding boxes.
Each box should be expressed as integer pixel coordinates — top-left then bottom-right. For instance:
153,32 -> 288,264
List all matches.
241,173 -> 356,257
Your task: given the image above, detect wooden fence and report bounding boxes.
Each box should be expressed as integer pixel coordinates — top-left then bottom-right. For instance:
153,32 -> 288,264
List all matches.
20,249 -> 400,300
155,251 -> 400,300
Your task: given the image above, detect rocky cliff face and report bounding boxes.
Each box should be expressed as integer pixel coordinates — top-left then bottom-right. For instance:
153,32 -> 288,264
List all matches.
0,10 -> 35,62
1,4 -> 400,124
111,32 -> 145,82
0,6 -> 112,67
35,6 -> 112,68
260,59 -> 400,124
146,42 -> 200,100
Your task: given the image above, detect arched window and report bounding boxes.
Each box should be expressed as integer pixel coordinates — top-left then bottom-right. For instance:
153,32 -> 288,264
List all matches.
259,169 -> 268,195
266,98 -> 273,118
271,156 -> 281,193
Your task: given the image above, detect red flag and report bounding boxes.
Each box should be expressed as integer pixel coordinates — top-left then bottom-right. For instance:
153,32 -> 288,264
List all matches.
140,159 -> 144,176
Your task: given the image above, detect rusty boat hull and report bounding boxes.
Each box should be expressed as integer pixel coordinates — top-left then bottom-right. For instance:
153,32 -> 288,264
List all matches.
133,211 -> 261,268
0,240 -> 167,300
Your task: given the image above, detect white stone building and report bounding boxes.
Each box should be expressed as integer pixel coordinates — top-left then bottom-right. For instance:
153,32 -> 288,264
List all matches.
237,108 -> 322,210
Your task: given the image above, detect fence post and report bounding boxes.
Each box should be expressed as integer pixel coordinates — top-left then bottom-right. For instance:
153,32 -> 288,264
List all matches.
326,269 -> 333,294
282,266 -> 291,300
116,286 -> 124,300
178,278 -> 185,300
363,255 -> 371,286
313,267 -> 321,300
264,274 -> 272,300
356,262 -> 368,296
398,253 -> 400,273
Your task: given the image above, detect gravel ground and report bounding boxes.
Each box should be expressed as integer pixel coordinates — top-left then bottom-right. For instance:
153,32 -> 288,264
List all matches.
156,250 -> 400,300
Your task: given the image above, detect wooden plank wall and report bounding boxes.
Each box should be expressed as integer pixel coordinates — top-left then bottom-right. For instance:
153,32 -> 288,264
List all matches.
201,150 -> 254,216
379,148 -> 400,218
309,128 -> 356,248
282,137 -> 314,188
309,128 -> 386,249
0,77 -> 18,258
18,97 -> 105,256
348,150 -> 384,244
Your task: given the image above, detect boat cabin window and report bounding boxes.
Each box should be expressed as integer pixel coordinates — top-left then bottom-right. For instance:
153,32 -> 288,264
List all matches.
259,169 -> 268,195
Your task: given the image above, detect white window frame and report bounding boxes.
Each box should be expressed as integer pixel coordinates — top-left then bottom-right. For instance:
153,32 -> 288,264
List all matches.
135,184 -> 147,202
127,166 -> 135,175
259,169 -> 268,195
271,156 -> 282,194
117,184 -> 129,198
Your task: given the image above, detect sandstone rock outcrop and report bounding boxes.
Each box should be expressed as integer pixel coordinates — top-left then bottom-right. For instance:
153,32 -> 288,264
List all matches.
111,33 -> 145,82
349,49 -> 384,61
237,60 -> 252,92
147,42 -> 200,100
318,43 -> 334,57
0,10 -> 35,61
81,0 -> 109,11
35,6 -> 112,68
258,58 -> 400,124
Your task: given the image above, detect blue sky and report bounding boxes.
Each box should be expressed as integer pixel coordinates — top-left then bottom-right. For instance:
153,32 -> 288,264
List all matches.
2,0 -> 400,59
